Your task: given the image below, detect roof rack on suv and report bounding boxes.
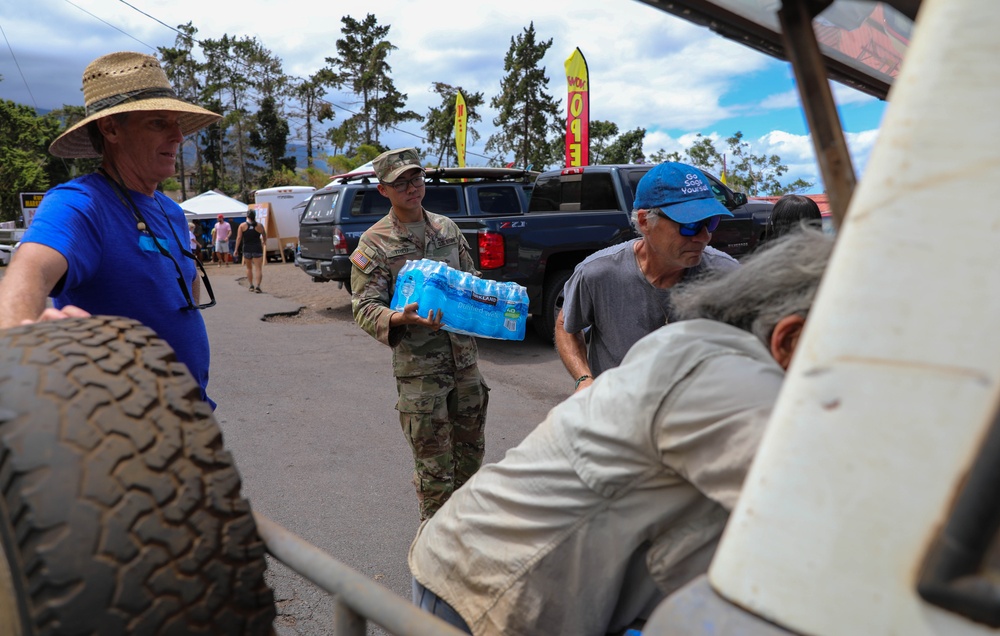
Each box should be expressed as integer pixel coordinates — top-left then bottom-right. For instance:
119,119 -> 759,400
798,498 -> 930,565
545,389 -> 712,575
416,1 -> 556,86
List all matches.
329,167 -> 539,186
330,172 -> 378,185
425,167 -> 539,183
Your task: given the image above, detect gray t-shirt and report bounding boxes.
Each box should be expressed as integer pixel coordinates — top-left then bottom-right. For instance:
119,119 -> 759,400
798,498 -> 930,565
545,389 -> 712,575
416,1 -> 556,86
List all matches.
561,240 -> 739,376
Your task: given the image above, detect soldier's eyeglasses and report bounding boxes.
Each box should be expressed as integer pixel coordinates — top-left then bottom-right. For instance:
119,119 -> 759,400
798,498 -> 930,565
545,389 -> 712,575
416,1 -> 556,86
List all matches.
381,172 -> 426,192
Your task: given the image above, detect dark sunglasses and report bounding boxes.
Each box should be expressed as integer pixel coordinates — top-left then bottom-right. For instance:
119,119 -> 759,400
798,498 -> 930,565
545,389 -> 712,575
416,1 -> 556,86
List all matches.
676,215 -> 722,237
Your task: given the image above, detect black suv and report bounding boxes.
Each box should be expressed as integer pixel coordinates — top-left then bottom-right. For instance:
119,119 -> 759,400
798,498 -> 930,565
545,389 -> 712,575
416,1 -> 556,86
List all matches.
295,167 -> 537,293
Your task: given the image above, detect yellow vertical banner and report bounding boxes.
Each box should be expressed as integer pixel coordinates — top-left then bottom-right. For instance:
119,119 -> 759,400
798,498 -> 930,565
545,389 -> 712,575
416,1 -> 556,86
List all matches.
454,90 -> 468,168
564,47 -> 589,167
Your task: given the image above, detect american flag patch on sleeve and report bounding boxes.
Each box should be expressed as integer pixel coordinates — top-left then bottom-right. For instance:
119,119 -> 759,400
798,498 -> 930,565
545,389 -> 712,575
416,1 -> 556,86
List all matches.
351,250 -> 371,269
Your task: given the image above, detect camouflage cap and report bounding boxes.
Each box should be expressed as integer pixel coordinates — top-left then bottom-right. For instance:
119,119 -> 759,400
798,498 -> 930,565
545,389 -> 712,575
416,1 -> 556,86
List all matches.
373,147 -> 422,183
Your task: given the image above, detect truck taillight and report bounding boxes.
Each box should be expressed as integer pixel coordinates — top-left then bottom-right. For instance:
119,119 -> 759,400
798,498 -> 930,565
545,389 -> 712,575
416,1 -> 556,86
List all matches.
332,228 -> 348,255
478,231 -> 505,269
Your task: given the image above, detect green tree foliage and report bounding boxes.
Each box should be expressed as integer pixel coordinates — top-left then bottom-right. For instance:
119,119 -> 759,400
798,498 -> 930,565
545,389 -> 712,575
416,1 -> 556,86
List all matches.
159,22 -> 210,199
422,83 -> 484,167
602,127 -> 646,165
723,131 -> 812,195
0,100 -> 60,221
568,120 -> 646,166
647,148 -> 683,164
325,14 -> 419,151
42,105 -> 99,184
685,134 -> 723,171
250,94 -> 293,175
587,120 -> 620,165
292,70 -> 337,169
324,143 -> 382,175
202,34 -> 285,199
486,22 -> 562,170
651,131 -> 813,195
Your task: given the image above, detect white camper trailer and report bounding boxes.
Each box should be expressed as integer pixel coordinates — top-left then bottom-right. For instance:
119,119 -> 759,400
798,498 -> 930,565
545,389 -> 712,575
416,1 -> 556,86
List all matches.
253,186 -> 315,262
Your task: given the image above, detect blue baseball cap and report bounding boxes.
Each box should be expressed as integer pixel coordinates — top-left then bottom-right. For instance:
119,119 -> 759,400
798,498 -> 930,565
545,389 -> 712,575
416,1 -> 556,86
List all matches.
633,162 -> 732,223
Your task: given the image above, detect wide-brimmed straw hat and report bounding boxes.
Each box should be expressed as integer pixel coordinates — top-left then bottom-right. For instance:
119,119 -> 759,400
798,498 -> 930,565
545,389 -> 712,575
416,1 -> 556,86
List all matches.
49,51 -> 222,159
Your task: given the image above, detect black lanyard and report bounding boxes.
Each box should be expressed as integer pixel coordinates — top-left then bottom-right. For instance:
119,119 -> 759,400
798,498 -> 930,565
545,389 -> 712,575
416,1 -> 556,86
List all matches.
98,167 -> 216,310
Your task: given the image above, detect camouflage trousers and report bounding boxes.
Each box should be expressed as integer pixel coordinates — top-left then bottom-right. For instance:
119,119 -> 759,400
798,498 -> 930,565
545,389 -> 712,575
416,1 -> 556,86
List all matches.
395,365 -> 489,521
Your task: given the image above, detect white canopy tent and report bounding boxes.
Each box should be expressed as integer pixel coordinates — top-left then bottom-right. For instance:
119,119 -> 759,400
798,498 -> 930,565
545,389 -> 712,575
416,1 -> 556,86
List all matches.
180,191 -> 248,220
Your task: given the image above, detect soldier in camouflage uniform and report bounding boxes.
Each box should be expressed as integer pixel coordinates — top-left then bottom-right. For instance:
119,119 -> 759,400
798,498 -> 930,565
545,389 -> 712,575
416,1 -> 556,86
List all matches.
350,147 -> 489,521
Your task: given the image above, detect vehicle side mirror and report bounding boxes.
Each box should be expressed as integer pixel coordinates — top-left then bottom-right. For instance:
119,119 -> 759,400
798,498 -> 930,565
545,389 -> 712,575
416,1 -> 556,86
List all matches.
732,192 -> 748,208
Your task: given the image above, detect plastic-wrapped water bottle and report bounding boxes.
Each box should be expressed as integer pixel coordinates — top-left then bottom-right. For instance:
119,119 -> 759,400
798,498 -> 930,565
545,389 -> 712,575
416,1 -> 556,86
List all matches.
390,259 -> 528,340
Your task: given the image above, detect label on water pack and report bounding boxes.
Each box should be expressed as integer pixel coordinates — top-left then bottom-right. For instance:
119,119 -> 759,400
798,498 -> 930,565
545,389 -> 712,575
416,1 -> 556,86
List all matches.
390,259 -> 528,340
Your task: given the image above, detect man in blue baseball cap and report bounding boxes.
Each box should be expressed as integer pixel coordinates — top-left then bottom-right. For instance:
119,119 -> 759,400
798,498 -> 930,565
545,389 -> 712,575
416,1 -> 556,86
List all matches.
555,162 -> 740,391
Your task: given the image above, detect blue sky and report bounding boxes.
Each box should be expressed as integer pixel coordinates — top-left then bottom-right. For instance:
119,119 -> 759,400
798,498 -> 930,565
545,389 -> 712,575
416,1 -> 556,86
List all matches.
0,0 -> 889,193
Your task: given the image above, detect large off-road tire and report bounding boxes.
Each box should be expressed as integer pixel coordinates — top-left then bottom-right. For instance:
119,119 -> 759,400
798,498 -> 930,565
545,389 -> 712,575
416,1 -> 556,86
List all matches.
533,268 -> 573,344
0,316 -> 275,635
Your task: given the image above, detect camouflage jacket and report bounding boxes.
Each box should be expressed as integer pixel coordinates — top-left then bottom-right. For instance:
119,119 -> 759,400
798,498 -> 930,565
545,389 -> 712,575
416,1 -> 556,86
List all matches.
351,208 -> 480,377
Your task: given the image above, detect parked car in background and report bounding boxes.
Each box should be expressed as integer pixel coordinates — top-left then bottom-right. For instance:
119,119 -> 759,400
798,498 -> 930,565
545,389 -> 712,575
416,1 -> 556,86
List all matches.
294,167 -> 537,294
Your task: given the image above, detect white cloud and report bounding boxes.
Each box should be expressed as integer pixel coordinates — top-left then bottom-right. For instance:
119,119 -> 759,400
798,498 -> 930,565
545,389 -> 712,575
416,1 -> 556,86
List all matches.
4,0 -> 883,178
831,82 -> 879,106
760,80 -> 879,113
760,90 -> 800,110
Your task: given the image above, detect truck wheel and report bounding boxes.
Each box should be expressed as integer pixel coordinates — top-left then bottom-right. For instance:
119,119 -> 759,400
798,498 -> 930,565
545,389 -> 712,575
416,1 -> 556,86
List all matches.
0,316 -> 275,635
534,268 -> 573,344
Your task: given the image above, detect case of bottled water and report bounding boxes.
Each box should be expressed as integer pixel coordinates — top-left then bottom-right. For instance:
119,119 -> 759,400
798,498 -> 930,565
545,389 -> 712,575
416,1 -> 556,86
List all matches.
390,259 -> 529,340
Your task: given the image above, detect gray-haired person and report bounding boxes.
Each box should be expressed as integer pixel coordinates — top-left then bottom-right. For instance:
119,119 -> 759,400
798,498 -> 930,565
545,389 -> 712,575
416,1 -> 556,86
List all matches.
555,162 -> 739,394
408,228 -> 834,636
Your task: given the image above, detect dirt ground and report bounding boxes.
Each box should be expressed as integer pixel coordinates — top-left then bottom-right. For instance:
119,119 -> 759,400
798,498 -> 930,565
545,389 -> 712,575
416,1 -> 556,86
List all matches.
207,259 -> 353,324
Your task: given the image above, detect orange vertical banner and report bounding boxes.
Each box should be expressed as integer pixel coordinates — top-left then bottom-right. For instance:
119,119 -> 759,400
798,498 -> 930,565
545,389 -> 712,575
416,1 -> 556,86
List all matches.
564,47 -> 589,167
454,90 -> 468,168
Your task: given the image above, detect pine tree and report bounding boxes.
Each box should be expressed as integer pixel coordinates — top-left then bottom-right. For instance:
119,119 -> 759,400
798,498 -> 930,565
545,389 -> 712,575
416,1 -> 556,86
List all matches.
486,23 -> 562,170
159,23 -> 210,200
291,70 -> 337,169
324,14 -> 419,151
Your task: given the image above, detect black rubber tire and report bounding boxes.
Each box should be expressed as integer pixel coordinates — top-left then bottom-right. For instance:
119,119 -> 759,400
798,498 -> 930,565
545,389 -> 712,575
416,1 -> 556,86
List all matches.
0,316 -> 275,635
533,268 -> 573,344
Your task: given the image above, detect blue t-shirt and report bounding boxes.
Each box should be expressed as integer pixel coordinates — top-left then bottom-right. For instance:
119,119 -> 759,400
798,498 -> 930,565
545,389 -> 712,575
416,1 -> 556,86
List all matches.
23,173 -> 214,408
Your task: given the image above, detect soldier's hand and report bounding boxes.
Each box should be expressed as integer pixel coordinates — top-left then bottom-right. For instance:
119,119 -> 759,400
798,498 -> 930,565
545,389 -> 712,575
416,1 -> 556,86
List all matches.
423,307 -> 443,329
396,302 -> 443,329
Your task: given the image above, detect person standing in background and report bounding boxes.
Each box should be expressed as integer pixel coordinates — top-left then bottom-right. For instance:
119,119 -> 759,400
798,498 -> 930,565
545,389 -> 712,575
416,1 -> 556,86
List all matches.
234,208 -> 267,293
213,213 -> 232,267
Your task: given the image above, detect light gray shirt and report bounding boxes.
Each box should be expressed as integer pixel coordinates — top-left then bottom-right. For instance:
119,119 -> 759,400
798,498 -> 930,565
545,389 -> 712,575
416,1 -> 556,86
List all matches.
408,320 -> 784,636
562,241 -> 739,376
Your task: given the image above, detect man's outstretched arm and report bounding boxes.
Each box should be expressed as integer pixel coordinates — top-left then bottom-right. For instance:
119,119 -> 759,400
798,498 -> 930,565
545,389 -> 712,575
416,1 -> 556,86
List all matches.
555,308 -> 593,392
0,243 -> 87,328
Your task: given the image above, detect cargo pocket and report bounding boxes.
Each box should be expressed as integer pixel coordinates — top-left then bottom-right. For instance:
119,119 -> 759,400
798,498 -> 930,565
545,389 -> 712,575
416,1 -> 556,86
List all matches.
397,386 -> 450,457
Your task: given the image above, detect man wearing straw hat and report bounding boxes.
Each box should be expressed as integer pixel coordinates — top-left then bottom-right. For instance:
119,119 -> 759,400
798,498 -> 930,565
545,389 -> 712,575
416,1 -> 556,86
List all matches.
0,51 -> 222,407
